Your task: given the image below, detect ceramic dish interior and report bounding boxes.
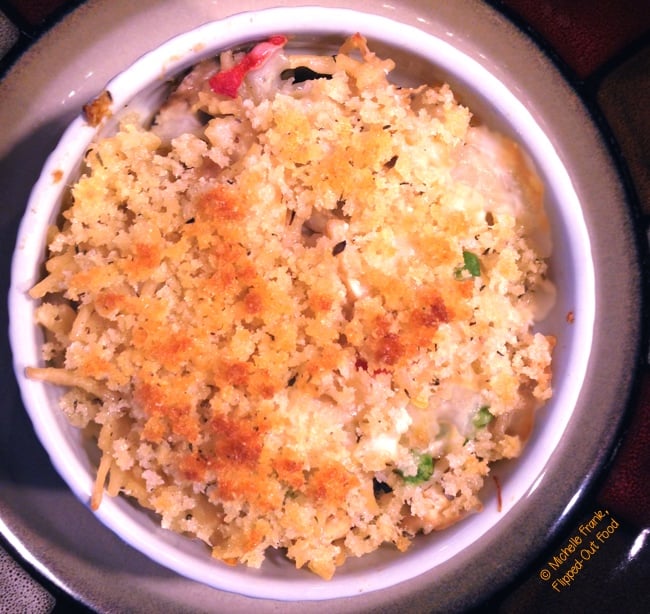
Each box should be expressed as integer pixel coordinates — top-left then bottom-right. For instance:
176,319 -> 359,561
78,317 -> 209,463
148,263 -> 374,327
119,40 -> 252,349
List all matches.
8,6 -> 595,602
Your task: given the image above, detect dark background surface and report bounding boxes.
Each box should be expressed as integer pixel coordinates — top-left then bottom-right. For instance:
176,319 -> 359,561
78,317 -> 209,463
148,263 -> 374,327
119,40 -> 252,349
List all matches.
1,0 -> 649,612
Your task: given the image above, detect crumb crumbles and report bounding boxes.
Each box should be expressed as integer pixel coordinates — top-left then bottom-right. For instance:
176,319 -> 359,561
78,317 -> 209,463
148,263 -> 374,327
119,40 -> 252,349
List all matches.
27,34 -> 555,579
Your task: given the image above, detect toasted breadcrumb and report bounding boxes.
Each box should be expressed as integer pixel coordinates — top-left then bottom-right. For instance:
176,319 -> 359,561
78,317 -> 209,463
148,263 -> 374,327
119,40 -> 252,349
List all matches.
29,34 -> 554,579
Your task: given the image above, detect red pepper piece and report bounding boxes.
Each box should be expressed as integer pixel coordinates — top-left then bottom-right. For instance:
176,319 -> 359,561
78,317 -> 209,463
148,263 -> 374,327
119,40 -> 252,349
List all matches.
209,35 -> 288,98
354,356 -> 390,376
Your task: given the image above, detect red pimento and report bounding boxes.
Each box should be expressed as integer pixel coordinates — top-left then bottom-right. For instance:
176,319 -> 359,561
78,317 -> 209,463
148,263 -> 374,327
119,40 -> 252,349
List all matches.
354,356 -> 390,376
355,357 -> 369,371
209,35 -> 288,98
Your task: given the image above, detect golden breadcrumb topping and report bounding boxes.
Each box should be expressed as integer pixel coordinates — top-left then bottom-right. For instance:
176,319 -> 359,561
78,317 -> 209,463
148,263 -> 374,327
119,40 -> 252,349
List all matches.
28,34 -> 554,579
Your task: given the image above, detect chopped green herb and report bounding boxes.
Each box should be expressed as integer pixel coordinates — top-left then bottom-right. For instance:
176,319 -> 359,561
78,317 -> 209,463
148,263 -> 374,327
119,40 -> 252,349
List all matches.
463,251 -> 481,276
473,405 -> 494,429
399,452 -> 434,484
454,250 -> 481,279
